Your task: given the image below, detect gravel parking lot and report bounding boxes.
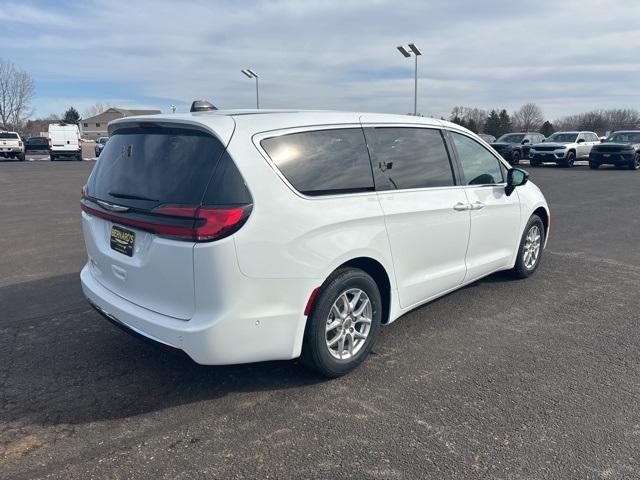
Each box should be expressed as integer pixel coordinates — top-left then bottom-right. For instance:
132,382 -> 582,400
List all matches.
1,161 -> 639,479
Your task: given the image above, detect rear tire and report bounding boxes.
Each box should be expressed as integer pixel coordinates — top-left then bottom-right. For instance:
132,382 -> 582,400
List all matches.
302,268 -> 382,377
589,162 -> 599,169
510,215 -> 545,279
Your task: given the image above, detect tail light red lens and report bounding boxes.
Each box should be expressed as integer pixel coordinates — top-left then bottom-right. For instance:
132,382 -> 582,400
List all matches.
153,205 -> 248,241
18,140 -> 22,147
81,200 -> 251,243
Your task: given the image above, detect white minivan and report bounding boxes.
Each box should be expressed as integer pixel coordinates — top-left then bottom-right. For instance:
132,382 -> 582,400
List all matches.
81,109 -> 550,376
49,123 -> 82,161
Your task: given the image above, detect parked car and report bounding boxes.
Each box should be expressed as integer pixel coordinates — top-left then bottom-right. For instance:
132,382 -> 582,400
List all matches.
478,133 -> 496,143
94,136 -> 109,157
0,131 -> 26,161
530,131 -> 600,167
490,132 -> 545,164
80,109 -> 550,377
589,131 -> 640,170
25,136 -> 50,154
48,123 -> 82,161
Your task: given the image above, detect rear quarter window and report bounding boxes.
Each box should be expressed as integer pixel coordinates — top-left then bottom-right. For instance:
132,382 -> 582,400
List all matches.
260,128 -> 374,196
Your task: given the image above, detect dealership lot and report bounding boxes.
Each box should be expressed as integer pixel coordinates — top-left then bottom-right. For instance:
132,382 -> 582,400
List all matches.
1,162 -> 639,479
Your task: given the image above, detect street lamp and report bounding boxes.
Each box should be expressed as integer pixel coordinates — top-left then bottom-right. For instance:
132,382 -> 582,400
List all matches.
241,68 -> 260,109
397,43 -> 422,116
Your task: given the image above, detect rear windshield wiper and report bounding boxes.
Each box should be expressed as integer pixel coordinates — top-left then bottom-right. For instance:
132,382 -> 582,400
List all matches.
108,191 -> 159,202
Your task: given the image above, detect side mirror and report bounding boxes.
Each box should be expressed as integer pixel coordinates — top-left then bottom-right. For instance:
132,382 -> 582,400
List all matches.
505,168 -> 529,196
521,139 -> 530,145
577,138 -> 585,144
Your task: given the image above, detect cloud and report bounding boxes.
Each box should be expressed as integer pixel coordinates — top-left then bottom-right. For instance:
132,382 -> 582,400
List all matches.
5,0 -> 640,121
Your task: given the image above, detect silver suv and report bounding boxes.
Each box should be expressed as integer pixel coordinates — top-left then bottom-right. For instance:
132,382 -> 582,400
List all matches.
530,131 -> 600,167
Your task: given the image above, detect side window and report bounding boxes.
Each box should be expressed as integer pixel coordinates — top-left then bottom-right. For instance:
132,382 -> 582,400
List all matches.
590,133 -> 599,142
260,128 -> 374,196
366,127 -> 455,190
577,133 -> 585,142
451,131 -> 504,185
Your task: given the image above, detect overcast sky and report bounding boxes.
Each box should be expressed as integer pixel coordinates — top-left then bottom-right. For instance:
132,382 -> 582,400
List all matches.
3,0 -> 639,121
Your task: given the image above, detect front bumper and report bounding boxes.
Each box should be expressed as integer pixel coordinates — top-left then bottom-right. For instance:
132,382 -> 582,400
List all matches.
589,151 -> 634,165
531,150 -> 566,162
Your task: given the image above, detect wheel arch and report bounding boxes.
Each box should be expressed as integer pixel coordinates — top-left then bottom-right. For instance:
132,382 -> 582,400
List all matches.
532,206 -> 550,238
311,256 -> 393,325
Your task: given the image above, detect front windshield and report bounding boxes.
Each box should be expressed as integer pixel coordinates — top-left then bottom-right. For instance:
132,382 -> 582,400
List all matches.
605,132 -> 640,144
497,134 -> 525,144
547,133 -> 578,143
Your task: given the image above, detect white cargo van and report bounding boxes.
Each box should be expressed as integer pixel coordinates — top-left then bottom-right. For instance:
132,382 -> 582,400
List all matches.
48,123 -> 82,161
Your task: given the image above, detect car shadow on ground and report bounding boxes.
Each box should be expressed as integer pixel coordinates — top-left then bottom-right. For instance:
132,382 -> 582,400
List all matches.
0,273 -> 326,428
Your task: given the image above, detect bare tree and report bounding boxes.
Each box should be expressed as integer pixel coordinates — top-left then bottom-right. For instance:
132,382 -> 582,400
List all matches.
512,103 -> 544,132
554,109 -> 640,135
83,102 -> 110,118
0,59 -> 35,130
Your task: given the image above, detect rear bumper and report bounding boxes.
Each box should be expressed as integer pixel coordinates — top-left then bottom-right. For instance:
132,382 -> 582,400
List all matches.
80,263 -> 316,365
0,148 -> 23,155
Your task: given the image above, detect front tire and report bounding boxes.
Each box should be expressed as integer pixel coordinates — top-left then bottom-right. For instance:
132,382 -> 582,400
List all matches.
511,151 -> 520,165
561,152 -> 575,168
629,153 -> 640,170
302,268 -> 382,377
510,215 -> 545,279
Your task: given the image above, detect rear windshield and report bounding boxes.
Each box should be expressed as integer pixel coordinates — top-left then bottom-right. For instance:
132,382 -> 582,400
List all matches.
86,125 -> 228,208
0,132 -> 18,139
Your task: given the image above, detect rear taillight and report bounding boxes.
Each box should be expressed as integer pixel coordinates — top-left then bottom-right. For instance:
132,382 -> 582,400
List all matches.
18,140 -> 22,147
153,205 -> 249,241
81,200 -> 251,242
48,138 -> 52,147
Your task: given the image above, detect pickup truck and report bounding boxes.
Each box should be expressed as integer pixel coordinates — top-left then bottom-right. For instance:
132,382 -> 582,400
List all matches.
0,131 -> 26,161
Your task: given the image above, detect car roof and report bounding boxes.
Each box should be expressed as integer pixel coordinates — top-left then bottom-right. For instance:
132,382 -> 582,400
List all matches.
110,109 -> 460,135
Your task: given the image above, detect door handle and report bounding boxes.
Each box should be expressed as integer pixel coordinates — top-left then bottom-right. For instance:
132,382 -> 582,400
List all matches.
470,201 -> 485,210
453,202 -> 470,211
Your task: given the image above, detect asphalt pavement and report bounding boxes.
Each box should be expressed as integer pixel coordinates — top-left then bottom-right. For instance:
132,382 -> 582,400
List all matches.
1,160 -> 639,479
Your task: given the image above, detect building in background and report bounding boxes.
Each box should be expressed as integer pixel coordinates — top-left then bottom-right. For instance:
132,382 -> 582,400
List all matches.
80,108 -> 160,139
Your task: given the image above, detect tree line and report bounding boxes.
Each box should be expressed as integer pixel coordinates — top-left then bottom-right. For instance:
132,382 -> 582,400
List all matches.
450,103 -> 640,138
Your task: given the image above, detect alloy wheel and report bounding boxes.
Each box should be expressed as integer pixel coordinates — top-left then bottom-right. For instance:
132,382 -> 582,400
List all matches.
523,225 -> 541,269
325,288 -> 372,360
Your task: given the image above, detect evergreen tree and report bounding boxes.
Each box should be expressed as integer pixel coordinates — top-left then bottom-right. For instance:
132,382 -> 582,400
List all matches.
466,118 -> 478,133
62,107 -> 81,125
498,109 -> 512,136
484,110 -> 501,137
541,120 -> 555,137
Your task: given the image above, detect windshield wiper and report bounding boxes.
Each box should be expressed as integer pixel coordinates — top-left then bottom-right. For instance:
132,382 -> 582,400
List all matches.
108,191 -> 158,202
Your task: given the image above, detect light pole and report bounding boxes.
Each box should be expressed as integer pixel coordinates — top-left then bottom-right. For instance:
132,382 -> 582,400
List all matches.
397,43 -> 422,116
241,69 -> 260,109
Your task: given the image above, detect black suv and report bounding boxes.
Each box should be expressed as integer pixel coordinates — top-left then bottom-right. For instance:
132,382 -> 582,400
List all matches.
491,132 -> 545,164
589,131 -> 640,170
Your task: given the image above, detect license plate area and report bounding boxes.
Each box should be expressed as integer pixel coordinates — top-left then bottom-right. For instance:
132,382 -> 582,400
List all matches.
110,225 -> 135,257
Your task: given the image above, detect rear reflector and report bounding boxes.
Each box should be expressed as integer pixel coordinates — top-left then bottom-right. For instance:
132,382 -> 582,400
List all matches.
304,287 -> 320,316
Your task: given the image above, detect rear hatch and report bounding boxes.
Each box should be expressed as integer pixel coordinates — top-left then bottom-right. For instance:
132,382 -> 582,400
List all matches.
50,126 -> 78,152
81,118 -> 251,320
